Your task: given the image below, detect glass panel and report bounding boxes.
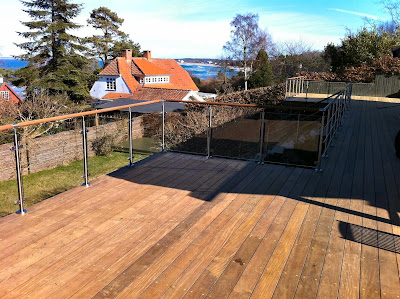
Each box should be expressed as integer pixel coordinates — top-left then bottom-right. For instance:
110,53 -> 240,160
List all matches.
141,111 -> 162,153
210,106 -> 261,160
13,119 -> 84,214
164,103 -> 208,155
263,111 -> 321,167
0,129 -> 18,216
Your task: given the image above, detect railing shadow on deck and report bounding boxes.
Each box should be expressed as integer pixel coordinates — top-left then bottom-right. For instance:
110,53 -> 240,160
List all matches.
339,221 -> 400,254
107,98 -> 400,228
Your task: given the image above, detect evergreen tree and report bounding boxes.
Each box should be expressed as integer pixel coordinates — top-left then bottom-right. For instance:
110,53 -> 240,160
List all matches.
249,48 -> 274,88
85,7 -> 130,66
109,39 -> 141,61
14,0 -> 94,101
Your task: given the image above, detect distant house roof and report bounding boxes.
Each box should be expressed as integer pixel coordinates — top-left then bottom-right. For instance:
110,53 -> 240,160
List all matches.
99,50 -> 199,91
117,57 -> 139,92
96,98 -> 186,113
0,81 -> 23,104
102,87 -> 193,102
133,58 -> 171,75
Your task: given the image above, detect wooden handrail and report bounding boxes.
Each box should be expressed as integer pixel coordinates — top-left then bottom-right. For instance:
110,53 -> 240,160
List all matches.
0,99 -> 162,132
0,97 -> 323,133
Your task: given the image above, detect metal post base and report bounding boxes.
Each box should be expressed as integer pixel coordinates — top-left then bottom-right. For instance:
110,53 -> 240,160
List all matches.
206,156 -> 213,159
16,209 -> 27,214
257,161 -> 264,165
82,182 -> 91,187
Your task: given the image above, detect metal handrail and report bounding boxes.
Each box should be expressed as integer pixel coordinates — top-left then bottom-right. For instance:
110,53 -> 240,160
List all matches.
315,83 -> 352,171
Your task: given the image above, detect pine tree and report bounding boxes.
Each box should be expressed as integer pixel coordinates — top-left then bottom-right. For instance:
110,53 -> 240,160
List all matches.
109,39 -> 141,61
14,0 -> 94,101
249,48 -> 274,89
85,7 -> 140,66
85,7 -> 125,66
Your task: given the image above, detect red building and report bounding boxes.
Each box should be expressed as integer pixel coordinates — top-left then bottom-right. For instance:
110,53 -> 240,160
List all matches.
0,77 -> 23,104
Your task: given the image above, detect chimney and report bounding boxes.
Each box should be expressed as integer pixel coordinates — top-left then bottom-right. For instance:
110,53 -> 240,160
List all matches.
143,50 -> 151,61
122,49 -> 132,61
0,77 -> 3,84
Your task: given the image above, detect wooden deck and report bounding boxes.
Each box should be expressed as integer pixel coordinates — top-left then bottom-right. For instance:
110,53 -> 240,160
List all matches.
1,98 -> 400,298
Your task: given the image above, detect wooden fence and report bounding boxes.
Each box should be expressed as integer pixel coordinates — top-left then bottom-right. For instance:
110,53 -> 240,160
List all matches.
307,74 -> 400,97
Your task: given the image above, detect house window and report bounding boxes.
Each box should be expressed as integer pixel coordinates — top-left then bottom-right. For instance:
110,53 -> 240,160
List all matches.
106,77 -> 116,90
0,91 -> 9,101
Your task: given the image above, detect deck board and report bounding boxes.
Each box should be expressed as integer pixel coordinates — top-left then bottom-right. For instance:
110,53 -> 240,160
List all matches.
1,97 -> 400,298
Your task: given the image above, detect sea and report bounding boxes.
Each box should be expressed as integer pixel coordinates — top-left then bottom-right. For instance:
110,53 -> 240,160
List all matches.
179,63 -> 238,80
0,57 -> 237,80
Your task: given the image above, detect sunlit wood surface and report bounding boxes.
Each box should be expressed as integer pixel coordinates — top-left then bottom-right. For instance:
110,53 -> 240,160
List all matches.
1,98 -> 400,298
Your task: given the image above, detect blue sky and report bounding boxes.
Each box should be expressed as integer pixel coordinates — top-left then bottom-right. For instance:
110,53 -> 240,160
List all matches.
0,0 -> 390,59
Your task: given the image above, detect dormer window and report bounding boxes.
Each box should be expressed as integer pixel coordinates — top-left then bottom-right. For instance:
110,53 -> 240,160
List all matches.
0,91 -> 9,101
106,77 -> 116,90
143,76 -> 170,85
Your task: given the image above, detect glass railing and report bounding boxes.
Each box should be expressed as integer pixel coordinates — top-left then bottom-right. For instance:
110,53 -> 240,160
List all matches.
0,100 -> 162,215
209,106 -> 262,160
164,103 -> 209,155
262,111 -> 321,167
163,102 -> 322,167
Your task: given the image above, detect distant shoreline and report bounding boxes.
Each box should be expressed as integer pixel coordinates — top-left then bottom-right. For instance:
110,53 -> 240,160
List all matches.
178,62 -> 241,71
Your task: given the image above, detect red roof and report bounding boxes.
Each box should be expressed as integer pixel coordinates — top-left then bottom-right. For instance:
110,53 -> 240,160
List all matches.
150,59 -> 199,91
103,88 -> 190,102
128,88 -> 190,101
132,58 -> 170,75
117,58 -> 139,92
99,59 -> 119,76
98,53 -> 198,92
102,92 -> 132,100
0,82 -> 23,104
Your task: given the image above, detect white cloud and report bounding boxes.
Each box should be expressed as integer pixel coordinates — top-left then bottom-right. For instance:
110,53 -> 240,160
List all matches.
329,8 -> 382,20
0,1 -> 372,59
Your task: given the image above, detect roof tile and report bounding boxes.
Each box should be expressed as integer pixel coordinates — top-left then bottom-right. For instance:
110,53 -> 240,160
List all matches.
151,59 -> 199,91
117,58 -> 139,92
132,58 -> 171,75
99,59 -> 119,76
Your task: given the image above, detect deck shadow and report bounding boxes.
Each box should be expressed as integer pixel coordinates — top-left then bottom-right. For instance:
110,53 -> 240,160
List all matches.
338,221 -> 400,254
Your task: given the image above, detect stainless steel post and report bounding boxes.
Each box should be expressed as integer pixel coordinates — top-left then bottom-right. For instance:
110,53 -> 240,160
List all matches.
285,79 -> 288,98
162,99 -> 165,152
207,105 -> 212,158
258,111 -> 265,164
81,116 -> 90,187
306,80 -> 309,100
128,107 -> 134,166
265,123 -> 270,159
316,111 -> 325,172
12,127 -> 26,214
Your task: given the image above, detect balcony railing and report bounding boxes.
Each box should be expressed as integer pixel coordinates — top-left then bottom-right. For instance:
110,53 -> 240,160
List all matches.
0,84 -> 352,215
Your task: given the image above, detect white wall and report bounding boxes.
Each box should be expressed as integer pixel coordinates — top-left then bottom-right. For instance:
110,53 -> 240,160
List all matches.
90,76 -> 131,99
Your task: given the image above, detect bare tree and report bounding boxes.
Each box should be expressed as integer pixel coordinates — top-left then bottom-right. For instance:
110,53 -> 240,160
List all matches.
380,0 -> 400,27
0,91 -> 76,139
277,40 -> 313,56
223,13 -> 274,90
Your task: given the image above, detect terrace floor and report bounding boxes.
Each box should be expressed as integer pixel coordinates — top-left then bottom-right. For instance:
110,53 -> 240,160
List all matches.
1,98 -> 400,298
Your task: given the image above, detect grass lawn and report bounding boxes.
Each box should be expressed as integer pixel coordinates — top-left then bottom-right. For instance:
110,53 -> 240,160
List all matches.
0,152 -> 149,217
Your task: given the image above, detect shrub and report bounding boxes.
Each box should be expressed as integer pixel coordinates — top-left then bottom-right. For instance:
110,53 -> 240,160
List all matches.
91,134 -> 113,156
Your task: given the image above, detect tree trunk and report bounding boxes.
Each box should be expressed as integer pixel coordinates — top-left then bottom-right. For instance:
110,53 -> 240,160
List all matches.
244,46 -> 248,91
